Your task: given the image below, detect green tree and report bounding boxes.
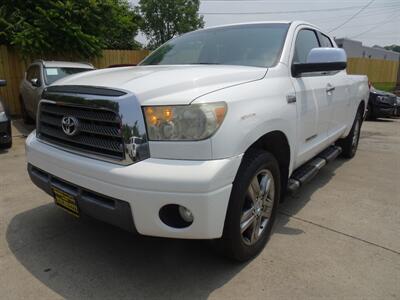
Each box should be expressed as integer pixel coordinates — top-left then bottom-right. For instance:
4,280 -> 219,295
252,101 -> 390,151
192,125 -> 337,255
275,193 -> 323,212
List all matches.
384,45 -> 400,53
138,0 -> 204,49
0,0 -> 141,58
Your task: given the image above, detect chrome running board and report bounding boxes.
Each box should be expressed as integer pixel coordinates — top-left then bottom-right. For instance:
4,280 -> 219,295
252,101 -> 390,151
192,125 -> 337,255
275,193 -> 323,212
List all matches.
288,145 -> 342,193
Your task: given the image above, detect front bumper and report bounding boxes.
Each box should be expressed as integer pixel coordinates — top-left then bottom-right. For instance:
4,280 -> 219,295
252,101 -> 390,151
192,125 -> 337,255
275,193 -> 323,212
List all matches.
372,104 -> 394,118
26,132 -> 242,239
394,105 -> 400,117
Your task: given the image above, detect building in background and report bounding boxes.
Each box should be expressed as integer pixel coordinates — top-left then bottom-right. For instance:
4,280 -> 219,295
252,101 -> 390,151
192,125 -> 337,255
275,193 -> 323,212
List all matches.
335,38 -> 399,61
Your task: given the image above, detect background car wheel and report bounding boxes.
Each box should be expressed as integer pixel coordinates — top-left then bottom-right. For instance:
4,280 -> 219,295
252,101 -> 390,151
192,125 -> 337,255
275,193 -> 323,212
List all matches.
337,106 -> 363,158
366,104 -> 375,121
0,141 -> 12,149
217,149 -> 281,261
19,96 -> 34,124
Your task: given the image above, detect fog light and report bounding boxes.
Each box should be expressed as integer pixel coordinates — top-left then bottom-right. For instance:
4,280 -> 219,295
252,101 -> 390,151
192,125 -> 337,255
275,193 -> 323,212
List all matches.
159,204 -> 193,228
178,206 -> 194,223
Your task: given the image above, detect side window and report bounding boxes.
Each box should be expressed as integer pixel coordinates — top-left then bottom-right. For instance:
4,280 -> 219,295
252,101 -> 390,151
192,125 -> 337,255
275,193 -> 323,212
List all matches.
34,66 -> 41,82
293,29 -> 320,64
319,33 -> 333,47
26,65 -> 41,86
26,67 -> 36,81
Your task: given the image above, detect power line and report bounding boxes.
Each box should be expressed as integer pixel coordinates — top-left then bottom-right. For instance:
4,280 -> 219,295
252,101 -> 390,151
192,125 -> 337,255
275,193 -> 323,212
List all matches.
200,2 -> 400,16
328,0 -> 375,33
350,13 -> 400,39
308,6 -> 400,26
200,5 -> 365,15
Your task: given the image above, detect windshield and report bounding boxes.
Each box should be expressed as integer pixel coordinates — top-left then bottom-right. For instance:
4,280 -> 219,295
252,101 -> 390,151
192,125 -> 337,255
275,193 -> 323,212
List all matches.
44,67 -> 93,85
140,24 -> 289,68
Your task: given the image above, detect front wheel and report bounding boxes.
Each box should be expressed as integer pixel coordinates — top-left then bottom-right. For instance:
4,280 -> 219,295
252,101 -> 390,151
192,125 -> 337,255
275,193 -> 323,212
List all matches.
337,107 -> 363,158
217,149 -> 280,261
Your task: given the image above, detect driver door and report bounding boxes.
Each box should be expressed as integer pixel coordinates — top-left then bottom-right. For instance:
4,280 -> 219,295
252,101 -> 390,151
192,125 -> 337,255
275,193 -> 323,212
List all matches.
290,28 -> 333,167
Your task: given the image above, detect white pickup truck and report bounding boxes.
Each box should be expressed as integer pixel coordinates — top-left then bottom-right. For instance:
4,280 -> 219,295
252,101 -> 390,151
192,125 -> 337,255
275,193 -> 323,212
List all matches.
26,21 -> 369,261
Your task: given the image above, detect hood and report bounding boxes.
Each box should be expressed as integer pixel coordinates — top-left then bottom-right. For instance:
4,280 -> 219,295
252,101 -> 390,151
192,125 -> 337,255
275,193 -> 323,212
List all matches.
371,88 -> 396,97
52,65 -> 267,105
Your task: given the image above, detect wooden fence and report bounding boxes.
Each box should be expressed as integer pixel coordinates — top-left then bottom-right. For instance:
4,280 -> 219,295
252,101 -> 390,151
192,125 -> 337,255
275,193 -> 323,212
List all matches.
0,45 -> 399,115
347,57 -> 399,91
0,46 -> 150,115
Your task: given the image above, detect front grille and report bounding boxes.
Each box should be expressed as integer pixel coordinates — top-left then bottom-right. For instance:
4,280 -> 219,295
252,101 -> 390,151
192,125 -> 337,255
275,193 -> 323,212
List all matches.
37,102 -> 124,160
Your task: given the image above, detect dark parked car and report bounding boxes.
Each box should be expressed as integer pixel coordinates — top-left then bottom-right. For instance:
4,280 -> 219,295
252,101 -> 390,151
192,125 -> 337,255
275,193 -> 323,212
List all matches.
107,63 -> 137,68
366,87 -> 396,120
0,79 -> 12,149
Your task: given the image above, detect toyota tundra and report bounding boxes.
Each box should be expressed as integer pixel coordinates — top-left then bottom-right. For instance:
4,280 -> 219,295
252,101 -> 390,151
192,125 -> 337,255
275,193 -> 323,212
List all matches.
26,21 -> 369,261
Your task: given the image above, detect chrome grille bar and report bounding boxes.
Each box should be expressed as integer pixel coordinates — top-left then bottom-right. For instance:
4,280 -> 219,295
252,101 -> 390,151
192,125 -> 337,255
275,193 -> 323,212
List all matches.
38,102 -> 124,160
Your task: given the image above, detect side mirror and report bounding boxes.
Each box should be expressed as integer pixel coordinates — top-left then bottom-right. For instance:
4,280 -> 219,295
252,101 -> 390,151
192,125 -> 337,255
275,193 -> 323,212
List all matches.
292,48 -> 347,77
0,79 -> 6,87
30,78 -> 40,87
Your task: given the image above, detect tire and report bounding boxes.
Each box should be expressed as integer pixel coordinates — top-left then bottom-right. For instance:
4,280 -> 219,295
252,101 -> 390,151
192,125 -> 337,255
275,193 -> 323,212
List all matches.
20,96 -> 34,124
0,140 -> 12,150
217,149 -> 281,261
366,104 -> 375,121
337,106 -> 363,158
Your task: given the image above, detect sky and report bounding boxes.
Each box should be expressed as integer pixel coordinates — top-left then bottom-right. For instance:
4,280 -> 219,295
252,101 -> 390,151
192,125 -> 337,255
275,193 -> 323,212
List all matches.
130,0 -> 400,47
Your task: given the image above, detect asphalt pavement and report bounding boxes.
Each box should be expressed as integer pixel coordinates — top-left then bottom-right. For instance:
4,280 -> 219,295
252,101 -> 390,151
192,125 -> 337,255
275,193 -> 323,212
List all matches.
0,118 -> 399,299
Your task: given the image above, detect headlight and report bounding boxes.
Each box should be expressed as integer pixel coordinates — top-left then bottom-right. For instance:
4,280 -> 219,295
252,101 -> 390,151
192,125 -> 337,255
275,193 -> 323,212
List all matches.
377,95 -> 386,102
143,102 -> 227,141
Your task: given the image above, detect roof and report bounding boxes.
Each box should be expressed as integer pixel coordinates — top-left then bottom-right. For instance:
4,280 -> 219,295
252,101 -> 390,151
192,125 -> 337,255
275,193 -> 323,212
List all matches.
204,20 -> 291,30
187,21 -> 325,37
33,60 -> 94,69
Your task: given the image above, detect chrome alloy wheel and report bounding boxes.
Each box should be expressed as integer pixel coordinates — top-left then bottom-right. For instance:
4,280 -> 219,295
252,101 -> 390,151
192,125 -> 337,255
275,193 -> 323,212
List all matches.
240,169 -> 275,245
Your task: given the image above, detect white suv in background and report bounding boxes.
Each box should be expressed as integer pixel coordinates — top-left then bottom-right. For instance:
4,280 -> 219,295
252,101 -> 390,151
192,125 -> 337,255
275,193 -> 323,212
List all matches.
26,21 -> 368,261
19,60 -> 94,123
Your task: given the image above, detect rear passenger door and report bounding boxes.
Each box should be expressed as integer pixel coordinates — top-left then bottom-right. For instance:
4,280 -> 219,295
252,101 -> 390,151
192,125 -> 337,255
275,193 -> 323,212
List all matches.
290,28 -> 333,167
318,32 -> 351,138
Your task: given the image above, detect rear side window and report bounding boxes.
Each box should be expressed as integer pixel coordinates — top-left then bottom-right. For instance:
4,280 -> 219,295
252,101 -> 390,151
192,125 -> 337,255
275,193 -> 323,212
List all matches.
293,29 -> 320,63
319,33 -> 333,47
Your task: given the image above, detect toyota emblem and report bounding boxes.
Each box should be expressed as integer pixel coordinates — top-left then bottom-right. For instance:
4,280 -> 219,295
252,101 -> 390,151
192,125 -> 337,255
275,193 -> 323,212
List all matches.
61,116 -> 79,136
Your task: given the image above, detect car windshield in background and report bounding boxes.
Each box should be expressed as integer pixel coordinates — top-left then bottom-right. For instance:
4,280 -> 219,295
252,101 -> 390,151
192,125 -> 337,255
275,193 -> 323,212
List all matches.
140,24 -> 289,68
44,67 -> 93,84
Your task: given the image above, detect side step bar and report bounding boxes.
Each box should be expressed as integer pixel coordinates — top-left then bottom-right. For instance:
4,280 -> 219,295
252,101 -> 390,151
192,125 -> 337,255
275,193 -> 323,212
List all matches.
287,145 -> 342,193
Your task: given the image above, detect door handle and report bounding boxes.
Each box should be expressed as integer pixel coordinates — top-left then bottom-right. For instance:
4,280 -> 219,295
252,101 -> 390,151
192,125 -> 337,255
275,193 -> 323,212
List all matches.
286,94 -> 296,103
326,85 -> 335,93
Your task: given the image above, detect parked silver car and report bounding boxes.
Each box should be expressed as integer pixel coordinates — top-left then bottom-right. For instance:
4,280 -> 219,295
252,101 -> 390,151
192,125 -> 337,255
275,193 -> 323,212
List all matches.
19,60 -> 94,123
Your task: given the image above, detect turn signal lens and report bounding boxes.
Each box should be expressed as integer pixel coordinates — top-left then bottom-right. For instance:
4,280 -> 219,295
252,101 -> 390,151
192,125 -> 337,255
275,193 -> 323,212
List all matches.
162,107 -> 173,121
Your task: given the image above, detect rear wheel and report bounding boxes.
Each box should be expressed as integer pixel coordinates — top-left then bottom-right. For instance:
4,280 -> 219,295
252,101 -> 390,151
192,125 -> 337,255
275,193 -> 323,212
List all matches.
218,149 -> 280,261
337,107 -> 363,158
